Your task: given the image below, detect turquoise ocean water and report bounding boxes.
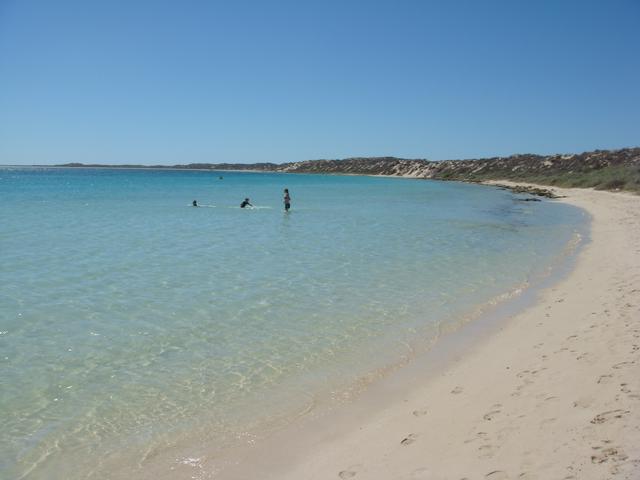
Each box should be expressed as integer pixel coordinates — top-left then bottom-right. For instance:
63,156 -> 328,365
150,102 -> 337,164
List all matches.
0,167 -> 586,479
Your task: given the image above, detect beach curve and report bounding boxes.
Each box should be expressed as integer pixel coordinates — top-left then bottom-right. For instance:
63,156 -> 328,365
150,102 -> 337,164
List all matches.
219,184 -> 640,480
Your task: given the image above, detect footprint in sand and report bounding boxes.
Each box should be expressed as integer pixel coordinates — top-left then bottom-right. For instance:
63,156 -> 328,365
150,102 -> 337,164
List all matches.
517,473 -> 538,480
612,361 -> 635,369
591,410 -> 630,424
401,433 -> 418,446
451,386 -> 464,394
591,446 -> 628,464
478,444 -> 497,459
412,409 -> 428,417
466,431 -> 489,443
485,470 -> 509,479
483,405 -> 502,421
338,468 -> 358,478
596,374 -> 613,384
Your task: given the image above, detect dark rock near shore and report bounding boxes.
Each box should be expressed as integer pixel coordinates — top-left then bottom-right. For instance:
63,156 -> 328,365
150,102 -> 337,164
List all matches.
492,184 -> 561,199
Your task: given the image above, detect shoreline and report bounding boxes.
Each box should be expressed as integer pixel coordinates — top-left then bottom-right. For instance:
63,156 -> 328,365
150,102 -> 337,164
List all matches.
213,183 -> 640,479
87,177 -> 590,480
6,173 -> 638,479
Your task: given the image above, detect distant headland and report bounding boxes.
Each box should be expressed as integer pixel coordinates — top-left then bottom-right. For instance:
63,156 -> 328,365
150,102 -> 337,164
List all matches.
55,147 -> 640,193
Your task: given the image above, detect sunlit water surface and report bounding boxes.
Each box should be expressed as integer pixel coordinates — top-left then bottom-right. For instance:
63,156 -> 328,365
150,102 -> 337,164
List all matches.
0,167 -> 586,479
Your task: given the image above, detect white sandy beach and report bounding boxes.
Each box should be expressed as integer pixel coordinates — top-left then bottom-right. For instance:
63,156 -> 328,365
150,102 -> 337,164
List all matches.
217,184 -> 640,480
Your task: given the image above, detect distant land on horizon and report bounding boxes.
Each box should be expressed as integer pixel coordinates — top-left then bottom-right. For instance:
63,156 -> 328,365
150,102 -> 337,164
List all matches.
48,146 -> 640,193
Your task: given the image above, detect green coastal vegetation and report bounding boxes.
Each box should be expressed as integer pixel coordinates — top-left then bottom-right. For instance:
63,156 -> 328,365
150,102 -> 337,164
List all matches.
57,147 -> 640,193
429,152 -> 640,192
473,164 -> 640,191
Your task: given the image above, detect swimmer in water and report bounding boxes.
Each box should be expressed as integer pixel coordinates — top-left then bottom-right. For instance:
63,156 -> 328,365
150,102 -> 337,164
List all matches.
283,188 -> 291,212
240,198 -> 253,208
192,200 -> 198,207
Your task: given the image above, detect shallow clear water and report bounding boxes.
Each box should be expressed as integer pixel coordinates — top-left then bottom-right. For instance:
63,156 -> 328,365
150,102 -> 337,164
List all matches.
0,167 -> 586,479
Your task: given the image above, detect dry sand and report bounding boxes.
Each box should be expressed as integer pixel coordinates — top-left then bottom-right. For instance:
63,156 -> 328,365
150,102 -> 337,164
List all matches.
219,184 -> 640,480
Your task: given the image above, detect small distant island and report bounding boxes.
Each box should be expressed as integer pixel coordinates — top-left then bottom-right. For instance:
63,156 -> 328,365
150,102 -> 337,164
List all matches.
56,147 -> 640,193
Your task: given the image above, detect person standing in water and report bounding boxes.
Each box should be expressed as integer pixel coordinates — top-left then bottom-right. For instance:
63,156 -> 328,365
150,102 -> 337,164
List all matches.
192,200 -> 198,207
283,188 -> 291,212
240,198 -> 253,208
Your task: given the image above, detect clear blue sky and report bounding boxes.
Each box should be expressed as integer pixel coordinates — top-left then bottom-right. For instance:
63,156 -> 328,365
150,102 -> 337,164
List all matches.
1,0 -> 638,165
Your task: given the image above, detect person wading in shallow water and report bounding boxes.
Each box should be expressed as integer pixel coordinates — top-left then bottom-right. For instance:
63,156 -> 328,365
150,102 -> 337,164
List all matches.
283,188 -> 291,212
240,198 -> 253,208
